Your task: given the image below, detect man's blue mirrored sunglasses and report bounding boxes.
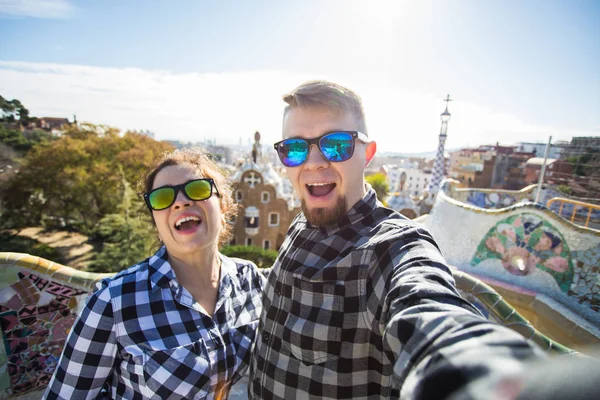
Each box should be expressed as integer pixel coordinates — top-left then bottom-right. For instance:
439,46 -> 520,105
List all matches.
273,131 -> 369,167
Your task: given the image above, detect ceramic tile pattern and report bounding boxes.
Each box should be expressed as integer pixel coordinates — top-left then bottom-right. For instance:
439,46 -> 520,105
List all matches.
454,185 -> 535,209
0,254 -> 106,398
471,213 -> 574,292
426,180 -> 600,334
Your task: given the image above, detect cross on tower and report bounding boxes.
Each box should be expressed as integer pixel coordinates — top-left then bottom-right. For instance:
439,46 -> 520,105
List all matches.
244,172 -> 262,189
444,94 -> 452,107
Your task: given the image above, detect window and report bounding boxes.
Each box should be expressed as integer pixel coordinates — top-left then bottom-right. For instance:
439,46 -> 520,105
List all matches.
264,240 -> 270,250
244,206 -> 260,228
262,191 -> 270,203
269,212 -> 280,227
246,238 -> 253,246
236,190 -> 243,201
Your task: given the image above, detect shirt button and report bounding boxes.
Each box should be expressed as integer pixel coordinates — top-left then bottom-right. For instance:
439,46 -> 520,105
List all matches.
275,287 -> 282,296
262,332 -> 269,343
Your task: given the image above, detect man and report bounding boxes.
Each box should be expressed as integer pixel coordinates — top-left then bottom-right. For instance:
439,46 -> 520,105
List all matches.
249,80 -> 545,399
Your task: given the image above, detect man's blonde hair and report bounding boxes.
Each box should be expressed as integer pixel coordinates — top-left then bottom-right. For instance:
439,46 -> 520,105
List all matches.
282,80 -> 368,134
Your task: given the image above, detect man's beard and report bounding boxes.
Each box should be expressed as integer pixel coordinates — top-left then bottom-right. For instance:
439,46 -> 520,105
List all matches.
301,195 -> 348,227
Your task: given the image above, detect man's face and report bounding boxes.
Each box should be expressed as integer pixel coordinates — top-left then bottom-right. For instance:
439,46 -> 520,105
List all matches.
282,106 -> 371,226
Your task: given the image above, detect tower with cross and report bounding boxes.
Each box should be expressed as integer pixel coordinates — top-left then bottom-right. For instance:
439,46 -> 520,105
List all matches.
426,95 -> 452,203
229,131 -> 302,250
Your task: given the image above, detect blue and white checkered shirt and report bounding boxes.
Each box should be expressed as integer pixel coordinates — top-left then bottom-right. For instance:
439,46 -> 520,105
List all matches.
44,246 -> 265,399
249,188 -> 545,399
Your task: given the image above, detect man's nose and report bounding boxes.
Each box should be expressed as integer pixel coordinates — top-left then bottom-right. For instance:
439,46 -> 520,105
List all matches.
304,144 -> 328,169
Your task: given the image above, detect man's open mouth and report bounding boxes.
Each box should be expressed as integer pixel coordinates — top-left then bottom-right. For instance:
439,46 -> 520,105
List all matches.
306,183 -> 336,197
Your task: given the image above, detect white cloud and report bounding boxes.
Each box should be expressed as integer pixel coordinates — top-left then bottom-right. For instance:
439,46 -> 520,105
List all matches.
0,61 -> 594,155
0,0 -> 74,19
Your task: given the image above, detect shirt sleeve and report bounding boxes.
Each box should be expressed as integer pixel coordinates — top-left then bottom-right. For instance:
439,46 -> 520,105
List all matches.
374,224 -> 545,399
43,284 -> 118,400
230,261 -> 267,386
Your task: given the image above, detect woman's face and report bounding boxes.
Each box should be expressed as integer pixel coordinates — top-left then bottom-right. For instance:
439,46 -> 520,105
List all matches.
151,164 -> 224,258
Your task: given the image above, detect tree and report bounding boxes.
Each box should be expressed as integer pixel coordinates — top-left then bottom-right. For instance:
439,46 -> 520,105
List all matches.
568,150 -> 600,177
0,124 -> 54,152
0,95 -> 16,121
0,123 -> 174,233
0,96 -> 30,125
365,173 -> 390,201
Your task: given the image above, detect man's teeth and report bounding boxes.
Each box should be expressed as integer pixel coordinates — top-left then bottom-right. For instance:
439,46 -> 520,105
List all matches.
308,183 -> 332,186
175,216 -> 200,227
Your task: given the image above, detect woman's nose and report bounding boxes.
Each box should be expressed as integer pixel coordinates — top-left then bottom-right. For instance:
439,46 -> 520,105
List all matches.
172,189 -> 191,208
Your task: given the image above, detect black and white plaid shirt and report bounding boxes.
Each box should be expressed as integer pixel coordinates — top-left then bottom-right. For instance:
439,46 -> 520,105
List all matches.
249,188 -> 545,399
44,246 -> 265,400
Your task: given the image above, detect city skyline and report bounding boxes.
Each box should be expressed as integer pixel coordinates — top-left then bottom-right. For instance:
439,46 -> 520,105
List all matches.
1,0 -> 598,154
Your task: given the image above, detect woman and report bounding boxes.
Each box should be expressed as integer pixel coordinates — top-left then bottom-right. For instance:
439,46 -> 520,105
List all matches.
44,149 -> 265,399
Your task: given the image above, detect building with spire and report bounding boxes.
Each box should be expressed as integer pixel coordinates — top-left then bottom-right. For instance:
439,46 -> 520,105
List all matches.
229,131 -> 301,250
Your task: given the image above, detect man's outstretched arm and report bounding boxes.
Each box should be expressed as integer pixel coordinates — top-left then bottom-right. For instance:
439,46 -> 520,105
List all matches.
374,224 -> 545,399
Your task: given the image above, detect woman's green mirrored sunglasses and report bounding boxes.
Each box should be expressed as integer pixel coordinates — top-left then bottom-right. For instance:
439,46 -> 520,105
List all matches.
143,178 -> 220,211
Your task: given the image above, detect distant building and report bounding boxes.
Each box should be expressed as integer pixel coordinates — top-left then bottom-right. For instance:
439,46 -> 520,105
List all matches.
449,147 -> 496,188
516,141 -> 570,160
386,170 -> 419,219
203,144 -> 233,164
569,137 -> 600,157
524,158 -> 573,186
491,151 -> 535,190
37,117 -> 72,134
229,132 -> 301,250
382,159 -> 435,198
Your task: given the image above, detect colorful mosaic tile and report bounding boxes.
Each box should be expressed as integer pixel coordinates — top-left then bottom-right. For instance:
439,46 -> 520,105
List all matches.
570,244 -> 600,313
471,213 -> 574,292
11,276 -> 40,306
466,191 -> 520,209
0,266 -> 21,290
0,269 -> 88,397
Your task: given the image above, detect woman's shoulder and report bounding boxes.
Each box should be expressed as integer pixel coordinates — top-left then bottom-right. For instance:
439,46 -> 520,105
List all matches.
95,255 -> 153,292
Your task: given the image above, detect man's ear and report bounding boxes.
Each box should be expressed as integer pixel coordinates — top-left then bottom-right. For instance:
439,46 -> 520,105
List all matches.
365,141 -> 377,166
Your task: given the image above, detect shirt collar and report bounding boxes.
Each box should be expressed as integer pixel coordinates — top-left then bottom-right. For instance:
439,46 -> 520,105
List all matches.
148,246 -> 239,295
148,246 -> 176,292
303,184 -> 379,236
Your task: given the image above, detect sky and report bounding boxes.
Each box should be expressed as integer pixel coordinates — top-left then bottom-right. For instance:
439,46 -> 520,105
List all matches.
0,0 -> 599,154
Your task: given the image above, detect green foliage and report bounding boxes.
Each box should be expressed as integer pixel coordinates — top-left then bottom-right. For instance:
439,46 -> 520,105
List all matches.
365,173 -> 390,201
0,123 -> 174,233
0,231 -> 63,262
88,213 -> 155,273
556,184 -> 573,196
220,245 -> 278,268
567,150 -> 600,177
0,125 -> 55,152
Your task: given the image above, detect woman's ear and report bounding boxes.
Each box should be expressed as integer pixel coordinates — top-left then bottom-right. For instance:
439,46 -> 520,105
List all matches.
365,141 -> 377,166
